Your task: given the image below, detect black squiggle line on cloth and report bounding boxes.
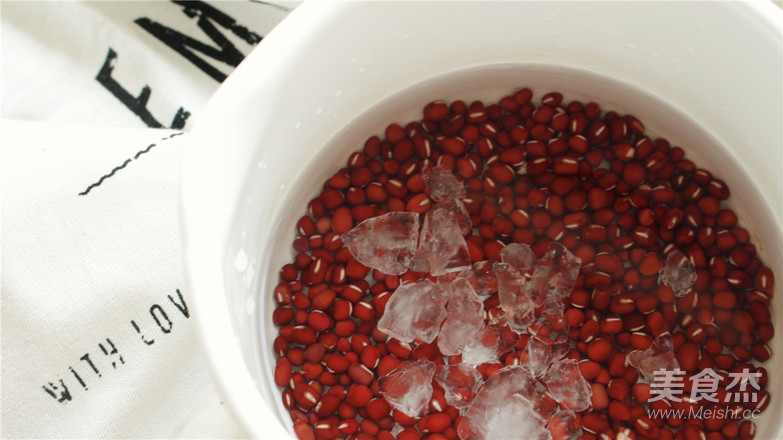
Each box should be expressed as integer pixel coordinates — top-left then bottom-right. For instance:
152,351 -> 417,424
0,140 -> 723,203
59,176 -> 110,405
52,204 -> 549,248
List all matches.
133,131 -> 185,160
78,132 -> 185,196
78,160 -> 132,196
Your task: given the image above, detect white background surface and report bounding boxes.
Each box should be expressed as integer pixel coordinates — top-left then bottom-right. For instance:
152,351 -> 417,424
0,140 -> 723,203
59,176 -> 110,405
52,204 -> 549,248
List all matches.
1,1 -> 291,438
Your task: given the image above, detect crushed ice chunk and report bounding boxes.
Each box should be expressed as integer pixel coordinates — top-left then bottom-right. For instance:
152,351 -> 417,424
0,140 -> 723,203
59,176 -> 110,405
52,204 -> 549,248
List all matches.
377,279 -> 447,343
547,409 -> 583,440
438,260 -> 497,297
460,316 -> 517,365
527,303 -> 570,345
658,250 -> 696,297
525,336 -> 569,378
341,211 -> 419,275
438,278 -> 485,356
628,332 -> 680,383
544,358 -> 593,412
422,165 -> 467,202
378,358 -> 436,418
484,394 -> 552,440
431,199 -> 473,236
494,262 -> 535,333
460,327 -> 500,366
528,242 -> 582,306
413,201 -> 471,276
458,366 -> 555,440
434,363 -> 484,409
500,243 -> 537,273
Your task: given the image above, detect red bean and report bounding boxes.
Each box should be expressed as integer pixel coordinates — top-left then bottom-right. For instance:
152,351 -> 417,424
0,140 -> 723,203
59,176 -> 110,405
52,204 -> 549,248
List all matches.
677,342 -> 701,371
707,178 -> 730,200
587,339 -> 612,362
365,398 -> 391,420
751,342 -> 771,362
425,413 -> 452,433
578,359 -> 602,380
293,420 -> 315,440
731,311 -> 756,333
629,332 -> 652,349
591,383 -> 609,409
582,413 -> 610,434
609,401 -> 630,421
638,252 -> 663,275
739,420 -> 755,440
753,265 -> 774,292
331,207 -> 353,233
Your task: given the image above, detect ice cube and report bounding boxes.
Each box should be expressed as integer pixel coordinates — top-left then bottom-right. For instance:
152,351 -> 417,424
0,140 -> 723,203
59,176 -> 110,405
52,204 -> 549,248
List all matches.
377,279 -> 447,343
628,332 -> 680,383
500,243 -> 537,273
413,201 -> 471,276
438,278 -> 485,356
527,303 -> 570,346
458,366 -> 554,440
494,262 -> 535,333
483,394 -> 552,440
378,358 -> 436,418
422,165 -> 467,202
658,250 -> 696,297
460,316 -> 517,366
544,358 -> 593,412
528,242 -> 582,306
341,211 -> 420,275
431,199 -> 473,236
547,409 -> 583,440
434,363 -> 484,409
438,260 -> 498,297
525,336 -> 569,378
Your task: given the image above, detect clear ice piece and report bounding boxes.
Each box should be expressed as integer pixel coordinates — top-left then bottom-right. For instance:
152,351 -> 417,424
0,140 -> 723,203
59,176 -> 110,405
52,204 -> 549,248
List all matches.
434,363 -> 484,409
377,279 -> 447,343
484,394 -> 552,440
413,201 -> 471,276
659,250 -> 696,297
547,409 -> 583,440
527,303 -> 570,345
432,199 -> 473,236
544,358 -> 593,412
458,366 -> 554,440
341,211 -> 419,275
628,332 -> 680,383
500,243 -> 537,273
378,358 -> 436,418
525,336 -> 569,378
528,242 -> 582,306
422,165 -> 467,202
438,278 -> 485,356
494,262 -> 534,333
438,260 -> 497,297
460,316 -> 517,366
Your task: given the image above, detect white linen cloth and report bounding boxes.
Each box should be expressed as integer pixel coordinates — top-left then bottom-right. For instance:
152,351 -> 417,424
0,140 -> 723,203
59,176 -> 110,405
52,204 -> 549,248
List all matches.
1,1 -> 293,438
1,121 -> 244,439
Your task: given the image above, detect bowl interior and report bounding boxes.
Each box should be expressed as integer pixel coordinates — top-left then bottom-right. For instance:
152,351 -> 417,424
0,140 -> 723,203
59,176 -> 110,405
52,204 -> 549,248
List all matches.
236,63 -> 782,437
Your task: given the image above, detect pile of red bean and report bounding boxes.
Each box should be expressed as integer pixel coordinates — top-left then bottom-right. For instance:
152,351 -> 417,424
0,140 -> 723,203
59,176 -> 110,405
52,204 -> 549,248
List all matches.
271,88 -> 775,440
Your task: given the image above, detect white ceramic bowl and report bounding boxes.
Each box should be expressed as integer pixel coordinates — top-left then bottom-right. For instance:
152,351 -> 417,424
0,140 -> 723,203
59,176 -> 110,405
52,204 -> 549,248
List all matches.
181,2 -> 783,438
